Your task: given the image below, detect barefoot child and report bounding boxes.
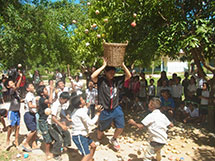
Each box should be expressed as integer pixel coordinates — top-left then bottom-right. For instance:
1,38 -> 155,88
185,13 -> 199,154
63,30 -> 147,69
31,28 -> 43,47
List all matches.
22,83 -> 38,152
128,97 -> 173,161
37,85 -> 54,159
47,92 -> 71,159
70,94 -> 102,161
4,74 -> 22,147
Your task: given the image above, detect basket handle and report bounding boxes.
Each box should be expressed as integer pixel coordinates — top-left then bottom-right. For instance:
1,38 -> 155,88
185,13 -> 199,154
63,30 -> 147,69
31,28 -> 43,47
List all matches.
103,39 -> 129,45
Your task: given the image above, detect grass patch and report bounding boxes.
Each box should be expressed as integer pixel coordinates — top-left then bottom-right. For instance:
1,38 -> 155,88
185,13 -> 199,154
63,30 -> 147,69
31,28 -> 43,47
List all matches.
0,150 -> 14,161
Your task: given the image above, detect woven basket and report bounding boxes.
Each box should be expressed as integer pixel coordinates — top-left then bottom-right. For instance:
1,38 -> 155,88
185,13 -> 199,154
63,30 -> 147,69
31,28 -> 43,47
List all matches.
103,41 -> 128,67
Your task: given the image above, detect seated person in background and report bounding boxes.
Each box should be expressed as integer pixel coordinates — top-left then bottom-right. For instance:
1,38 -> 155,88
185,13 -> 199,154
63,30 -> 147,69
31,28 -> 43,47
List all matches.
160,90 -> 175,121
183,102 -> 200,123
174,101 -> 189,121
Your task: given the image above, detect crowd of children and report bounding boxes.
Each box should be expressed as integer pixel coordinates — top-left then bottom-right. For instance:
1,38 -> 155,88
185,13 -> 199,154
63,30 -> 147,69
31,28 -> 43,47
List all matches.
0,65 -> 213,161
121,70 -> 211,125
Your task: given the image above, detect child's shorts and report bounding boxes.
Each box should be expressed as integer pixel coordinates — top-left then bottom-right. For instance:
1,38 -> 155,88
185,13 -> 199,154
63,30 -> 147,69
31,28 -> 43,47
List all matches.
24,112 -> 37,131
38,119 -> 52,144
72,135 -> 93,156
98,105 -> 125,131
8,111 -> 20,126
143,141 -> 165,161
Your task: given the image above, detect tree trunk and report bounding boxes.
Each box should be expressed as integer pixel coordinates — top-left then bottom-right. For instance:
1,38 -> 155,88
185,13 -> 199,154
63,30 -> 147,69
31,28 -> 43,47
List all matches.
191,49 -> 207,79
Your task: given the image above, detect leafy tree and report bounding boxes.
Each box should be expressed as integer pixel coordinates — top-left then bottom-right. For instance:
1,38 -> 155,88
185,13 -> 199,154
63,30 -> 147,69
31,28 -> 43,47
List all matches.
0,0 -> 88,74
158,0 -> 215,78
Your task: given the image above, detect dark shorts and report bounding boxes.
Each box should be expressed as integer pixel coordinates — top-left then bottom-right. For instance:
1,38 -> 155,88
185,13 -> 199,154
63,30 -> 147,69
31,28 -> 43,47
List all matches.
199,105 -> 208,115
0,109 -> 7,117
24,112 -> 37,131
98,106 -> 125,131
38,119 -> 52,143
8,111 -> 20,126
72,135 -> 93,156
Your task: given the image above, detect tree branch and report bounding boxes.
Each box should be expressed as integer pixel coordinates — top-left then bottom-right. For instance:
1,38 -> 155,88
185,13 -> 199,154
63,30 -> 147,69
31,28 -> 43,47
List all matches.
158,11 -> 168,22
197,50 -> 215,72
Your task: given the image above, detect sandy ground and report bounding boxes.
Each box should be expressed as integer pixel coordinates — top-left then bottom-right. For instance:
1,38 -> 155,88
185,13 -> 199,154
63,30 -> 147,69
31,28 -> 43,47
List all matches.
0,102 -> 215,161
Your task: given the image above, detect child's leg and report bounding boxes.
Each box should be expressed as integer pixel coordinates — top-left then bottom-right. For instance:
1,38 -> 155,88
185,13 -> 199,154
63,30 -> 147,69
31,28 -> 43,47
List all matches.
62,130 -> 71,148
81,142 -> 96,161
89,142 -> 96,161
31,131 -> 38,149
97,130 -> 104,140
156,149 -> 161,161
45,143 -> 53,159
48,125 -> 63,155
6,125 -> 13,144
23,130 -> 36,149
14,125 -> 20,147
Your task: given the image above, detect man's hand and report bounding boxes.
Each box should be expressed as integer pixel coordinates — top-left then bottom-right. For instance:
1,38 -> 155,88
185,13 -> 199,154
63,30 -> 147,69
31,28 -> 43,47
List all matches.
68,76 -> 73,81
62,125 -> 68,131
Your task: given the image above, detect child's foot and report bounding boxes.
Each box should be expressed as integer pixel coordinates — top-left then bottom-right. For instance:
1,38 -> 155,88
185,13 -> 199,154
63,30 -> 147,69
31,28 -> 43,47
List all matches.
110,137 -> 120,151
22,145 -> 32,152
13,141 -> 19,147
32,142 -> 40,149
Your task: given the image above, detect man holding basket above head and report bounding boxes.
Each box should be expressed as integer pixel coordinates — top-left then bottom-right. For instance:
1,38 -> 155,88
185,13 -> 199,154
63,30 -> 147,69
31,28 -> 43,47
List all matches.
91,57 -> 131,151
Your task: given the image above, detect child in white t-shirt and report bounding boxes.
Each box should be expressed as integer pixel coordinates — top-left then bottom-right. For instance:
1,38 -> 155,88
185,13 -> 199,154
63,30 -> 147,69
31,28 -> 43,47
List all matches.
70,95 -> 102,161
199,82 -> 210,123
85,81 -> 98,118
183,102 -> 200,123
128,97 -> 173,161
22,83 -> 38,152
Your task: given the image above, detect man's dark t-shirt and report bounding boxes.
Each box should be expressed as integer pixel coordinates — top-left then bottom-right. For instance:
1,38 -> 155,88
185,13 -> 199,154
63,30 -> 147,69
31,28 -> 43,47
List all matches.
38,97 -> 49,120
9,88 -> 21,111
97,75 -> 125,110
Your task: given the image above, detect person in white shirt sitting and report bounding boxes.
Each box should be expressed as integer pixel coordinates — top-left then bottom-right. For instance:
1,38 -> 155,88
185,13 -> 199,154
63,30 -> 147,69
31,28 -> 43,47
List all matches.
183,102 -> 200,123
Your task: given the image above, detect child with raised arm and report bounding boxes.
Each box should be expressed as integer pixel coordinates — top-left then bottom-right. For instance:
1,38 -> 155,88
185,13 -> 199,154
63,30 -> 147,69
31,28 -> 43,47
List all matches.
70,94 -> 102,161
47,92 -> 71,160
4,73 -> 22,148
37,85 -> 54,159
128,97 -> 173,161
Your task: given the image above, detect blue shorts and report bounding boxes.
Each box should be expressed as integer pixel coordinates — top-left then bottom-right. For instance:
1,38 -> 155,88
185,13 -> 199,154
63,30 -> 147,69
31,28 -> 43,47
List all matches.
72,135 -> 93,156
8,111 -> 20,126
24,112 -> 37,131
98,105 -> 125,131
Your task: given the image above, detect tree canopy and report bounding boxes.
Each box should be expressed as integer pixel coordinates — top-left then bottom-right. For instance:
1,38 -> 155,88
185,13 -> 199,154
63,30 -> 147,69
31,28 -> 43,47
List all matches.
0,0 -> 214,76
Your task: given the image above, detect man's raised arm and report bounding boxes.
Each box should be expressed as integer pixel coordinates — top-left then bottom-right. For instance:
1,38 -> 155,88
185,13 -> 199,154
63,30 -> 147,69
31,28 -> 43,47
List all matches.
91,57 -> 107,83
